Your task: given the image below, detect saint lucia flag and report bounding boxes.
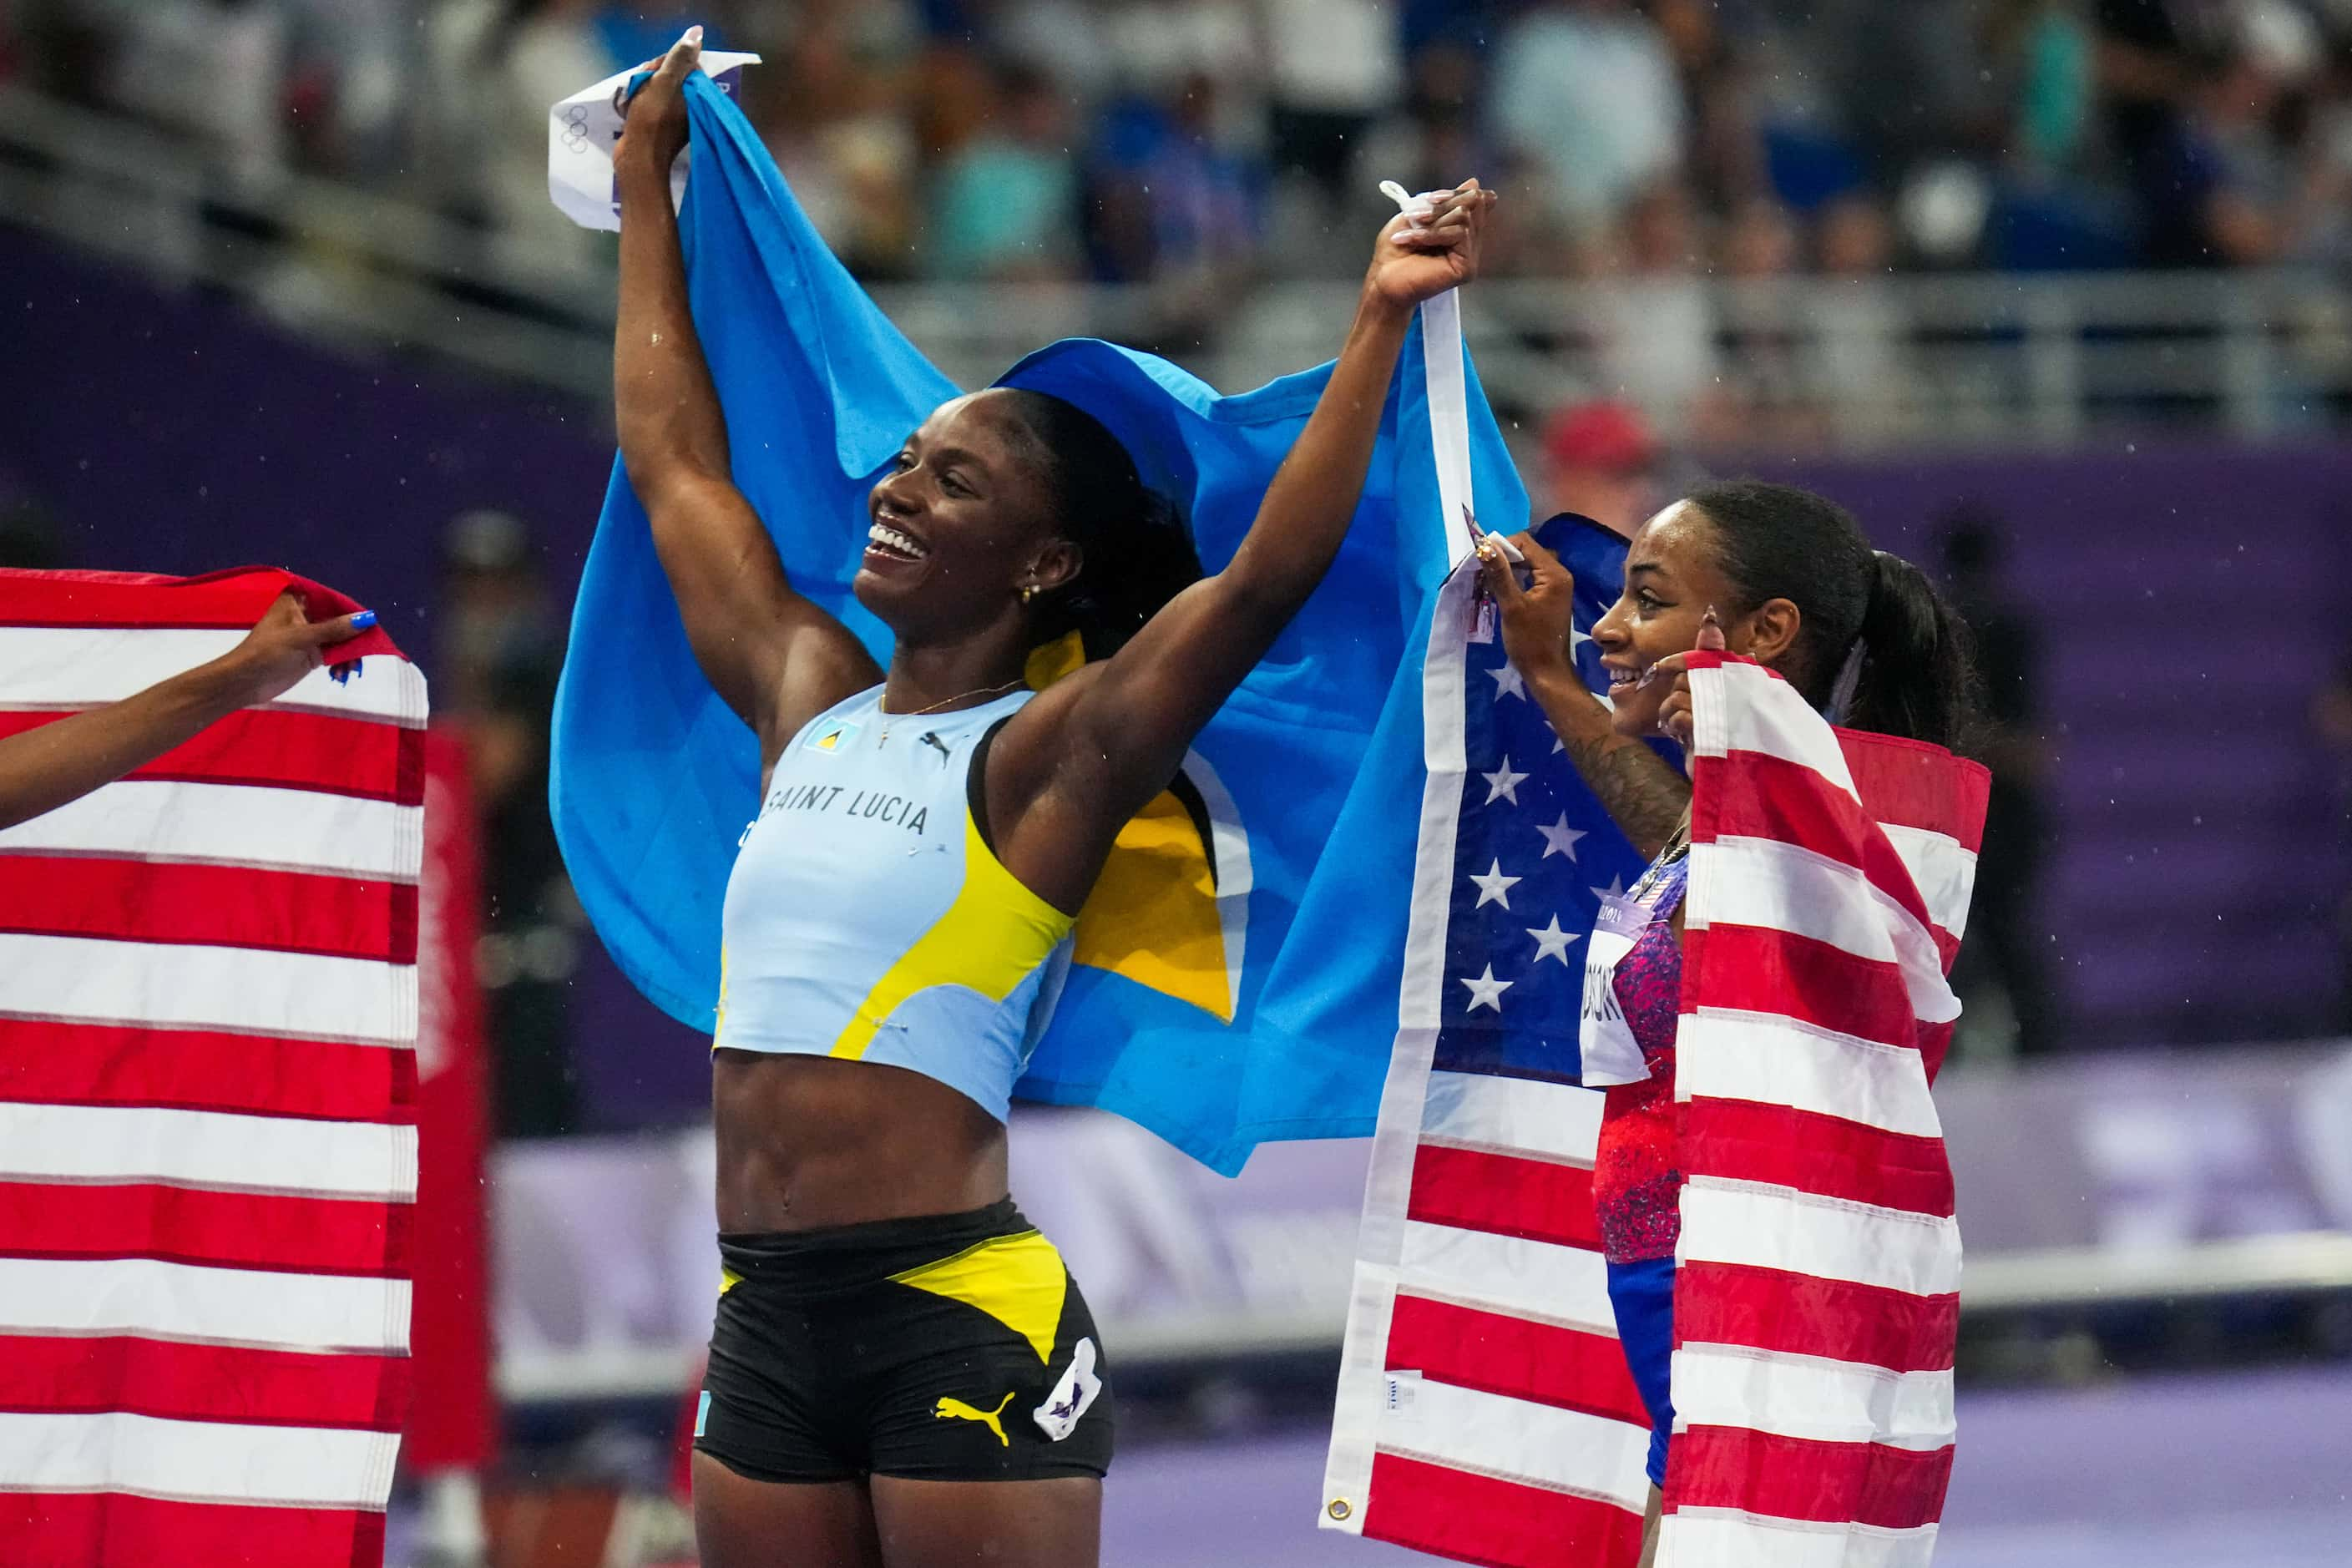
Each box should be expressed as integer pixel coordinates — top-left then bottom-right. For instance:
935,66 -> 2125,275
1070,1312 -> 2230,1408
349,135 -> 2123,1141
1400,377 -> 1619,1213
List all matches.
550,68 -> 1571,1173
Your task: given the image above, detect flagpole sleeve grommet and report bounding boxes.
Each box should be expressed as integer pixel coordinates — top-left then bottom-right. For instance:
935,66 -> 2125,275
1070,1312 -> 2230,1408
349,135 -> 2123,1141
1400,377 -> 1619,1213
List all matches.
1327,1499 -> 1353,1522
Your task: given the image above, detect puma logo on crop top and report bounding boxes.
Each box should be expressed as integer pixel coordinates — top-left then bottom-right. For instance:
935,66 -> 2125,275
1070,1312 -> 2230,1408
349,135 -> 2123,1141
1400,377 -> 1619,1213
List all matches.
714,686 -> 1075,1120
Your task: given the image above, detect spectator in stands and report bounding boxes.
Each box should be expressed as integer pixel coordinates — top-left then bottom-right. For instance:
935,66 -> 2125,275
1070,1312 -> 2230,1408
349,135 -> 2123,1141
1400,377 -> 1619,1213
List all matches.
1490,0 -> 1687,230
437,508 -> 582,1138
1806,0 -> 2006,186
1536,400 -> 1660,540
1083,70 -> 1266,306
1939,506 -> 2062,1059
104,0 -> 291,197
1346,39 -> 1515,271
2292,29 -> 2352,266
926,60 -> 1081,281
741,0 -> 923,281
2000,0 -> 2101,178
1809,193 -> 1912,444
1584,180 -> 1723,444
1101,0 -> 1262,148
1262,0 -> 1404,210
1717,195 -> 1815,444
431,0 -> 613,272
2138,23 -> 2319,266
985,0 -> 1115,104
2096,0 -> 2196,255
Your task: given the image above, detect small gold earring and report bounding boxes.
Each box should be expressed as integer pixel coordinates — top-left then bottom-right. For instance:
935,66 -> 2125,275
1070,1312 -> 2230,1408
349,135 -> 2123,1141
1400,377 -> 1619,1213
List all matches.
1020,584 -> 1039,604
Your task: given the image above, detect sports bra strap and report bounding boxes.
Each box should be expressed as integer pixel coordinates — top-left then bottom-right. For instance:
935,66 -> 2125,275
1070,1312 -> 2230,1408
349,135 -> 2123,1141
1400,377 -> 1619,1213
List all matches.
968,714 -> 1019,857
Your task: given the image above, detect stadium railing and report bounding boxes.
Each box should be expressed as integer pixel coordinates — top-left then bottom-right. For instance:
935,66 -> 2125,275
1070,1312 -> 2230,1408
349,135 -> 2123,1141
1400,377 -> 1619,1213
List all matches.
5,83 -> 2349,450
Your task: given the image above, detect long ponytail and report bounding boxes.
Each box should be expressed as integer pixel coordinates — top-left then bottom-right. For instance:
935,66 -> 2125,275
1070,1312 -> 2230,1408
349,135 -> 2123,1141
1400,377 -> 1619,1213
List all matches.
1685,480 -> 1983,752
1844,550 -> 1984,751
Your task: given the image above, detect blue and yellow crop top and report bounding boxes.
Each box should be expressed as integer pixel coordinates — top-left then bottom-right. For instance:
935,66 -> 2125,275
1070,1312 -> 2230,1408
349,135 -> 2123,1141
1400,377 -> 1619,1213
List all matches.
713,685 -> 1075,1120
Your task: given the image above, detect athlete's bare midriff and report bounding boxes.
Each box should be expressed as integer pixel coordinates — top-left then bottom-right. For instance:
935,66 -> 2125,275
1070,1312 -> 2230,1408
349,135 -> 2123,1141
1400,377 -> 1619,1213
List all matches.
710,1050 -> 1010,1232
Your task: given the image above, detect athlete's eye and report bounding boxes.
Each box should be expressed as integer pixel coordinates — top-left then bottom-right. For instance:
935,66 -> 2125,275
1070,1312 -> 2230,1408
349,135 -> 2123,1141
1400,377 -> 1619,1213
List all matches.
892,451 -> 916,473
939,471 -> 973,498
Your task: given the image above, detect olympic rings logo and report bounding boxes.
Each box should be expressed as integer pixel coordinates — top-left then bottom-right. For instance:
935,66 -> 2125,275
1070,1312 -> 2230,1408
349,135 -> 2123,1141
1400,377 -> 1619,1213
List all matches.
559,104 -> 594,154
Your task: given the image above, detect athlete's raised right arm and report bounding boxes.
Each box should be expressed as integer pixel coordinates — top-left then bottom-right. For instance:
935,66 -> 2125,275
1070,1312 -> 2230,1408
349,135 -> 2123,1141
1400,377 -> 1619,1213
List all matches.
613,32 -> 879,753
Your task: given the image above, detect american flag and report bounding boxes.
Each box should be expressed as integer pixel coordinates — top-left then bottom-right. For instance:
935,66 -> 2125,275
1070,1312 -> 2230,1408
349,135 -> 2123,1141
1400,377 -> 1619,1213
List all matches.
1662,652 -> 1984,1565
1322,518 -> 1660,1567
1323,544 -> 1985,1568
0,568 -> 422,1566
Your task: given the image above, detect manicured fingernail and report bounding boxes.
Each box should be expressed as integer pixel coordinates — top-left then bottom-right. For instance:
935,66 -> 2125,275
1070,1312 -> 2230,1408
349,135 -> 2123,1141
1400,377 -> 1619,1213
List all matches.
351,609 -> 377,630
685,24 -> 703,44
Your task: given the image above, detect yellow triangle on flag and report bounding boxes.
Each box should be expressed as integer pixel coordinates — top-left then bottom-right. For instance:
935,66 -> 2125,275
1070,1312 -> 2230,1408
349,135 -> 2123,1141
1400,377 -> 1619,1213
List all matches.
887,1230 -> 1067,1364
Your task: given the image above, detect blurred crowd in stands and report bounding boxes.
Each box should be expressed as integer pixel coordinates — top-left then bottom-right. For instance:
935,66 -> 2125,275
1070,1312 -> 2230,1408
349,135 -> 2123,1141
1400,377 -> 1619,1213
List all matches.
8,0 -> 2352,291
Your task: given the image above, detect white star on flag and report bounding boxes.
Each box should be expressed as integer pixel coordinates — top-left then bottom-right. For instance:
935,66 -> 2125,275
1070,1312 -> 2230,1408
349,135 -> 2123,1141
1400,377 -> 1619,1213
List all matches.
1535,812 -> 1587,862
1526,916 -> 1581,965
1469,859 -> 1521,909
1481,756 -> 1528,807
1459,964 -> 1513,1013
1571,624 -> 1592,655
1590,873 -> 1626,904
1487,663 -> 1527,701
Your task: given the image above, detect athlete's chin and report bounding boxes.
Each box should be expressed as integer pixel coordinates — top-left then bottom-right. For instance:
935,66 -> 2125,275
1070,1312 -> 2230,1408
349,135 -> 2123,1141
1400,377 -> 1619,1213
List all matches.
851,564 -> 923,622
1609,694 -> 1664,741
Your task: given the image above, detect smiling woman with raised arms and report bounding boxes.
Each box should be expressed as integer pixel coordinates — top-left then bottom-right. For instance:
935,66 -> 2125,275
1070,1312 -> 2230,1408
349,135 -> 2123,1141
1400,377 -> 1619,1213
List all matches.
611,29 -> 1495,1568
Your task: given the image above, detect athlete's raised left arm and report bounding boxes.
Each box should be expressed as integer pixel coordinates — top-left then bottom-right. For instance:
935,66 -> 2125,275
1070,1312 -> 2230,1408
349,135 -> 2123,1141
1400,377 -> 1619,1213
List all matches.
993,185 -> 1495,908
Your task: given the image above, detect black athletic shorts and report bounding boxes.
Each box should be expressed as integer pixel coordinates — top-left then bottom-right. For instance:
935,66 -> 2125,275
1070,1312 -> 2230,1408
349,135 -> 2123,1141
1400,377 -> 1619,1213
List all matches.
694,1198 -> 1115,1484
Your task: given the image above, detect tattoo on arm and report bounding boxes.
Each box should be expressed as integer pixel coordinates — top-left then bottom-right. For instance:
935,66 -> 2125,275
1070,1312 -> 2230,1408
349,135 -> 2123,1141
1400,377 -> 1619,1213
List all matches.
1555,729 -> 1691,864
1524,667 -> 1688,861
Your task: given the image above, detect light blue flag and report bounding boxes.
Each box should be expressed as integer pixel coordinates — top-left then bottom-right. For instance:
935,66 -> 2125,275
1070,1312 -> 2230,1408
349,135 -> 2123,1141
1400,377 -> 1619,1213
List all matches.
551,71 -> 1539,1173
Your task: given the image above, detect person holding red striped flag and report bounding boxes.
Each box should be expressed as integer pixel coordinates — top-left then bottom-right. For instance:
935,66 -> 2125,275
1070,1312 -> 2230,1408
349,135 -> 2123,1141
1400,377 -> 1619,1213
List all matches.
0,566 -> 419,1567
1479,481 -> 1989,1567
0,588 -> 375,831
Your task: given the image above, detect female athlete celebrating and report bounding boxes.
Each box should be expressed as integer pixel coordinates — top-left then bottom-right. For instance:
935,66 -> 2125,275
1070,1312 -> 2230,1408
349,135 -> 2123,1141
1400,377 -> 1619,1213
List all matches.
614,31 -> 1494,1568
1482,482 -> 1981,1565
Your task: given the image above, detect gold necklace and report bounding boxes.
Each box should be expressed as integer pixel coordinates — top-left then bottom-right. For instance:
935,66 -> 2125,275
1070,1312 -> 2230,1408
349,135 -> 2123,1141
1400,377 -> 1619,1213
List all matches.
878,678 -> 1024,742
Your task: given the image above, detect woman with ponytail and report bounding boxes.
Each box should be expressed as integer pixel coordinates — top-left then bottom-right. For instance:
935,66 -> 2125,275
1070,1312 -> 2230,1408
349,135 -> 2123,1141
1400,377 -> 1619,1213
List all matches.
1480,480 -> 1985,1564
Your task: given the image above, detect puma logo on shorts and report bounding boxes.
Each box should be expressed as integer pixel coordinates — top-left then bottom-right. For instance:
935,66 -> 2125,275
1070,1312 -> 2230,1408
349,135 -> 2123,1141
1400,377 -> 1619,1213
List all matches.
933,1392 -> 1014,1447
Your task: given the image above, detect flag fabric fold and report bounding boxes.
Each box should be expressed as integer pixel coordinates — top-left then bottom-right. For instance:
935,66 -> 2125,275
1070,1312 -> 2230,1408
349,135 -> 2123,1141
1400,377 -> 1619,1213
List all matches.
549,69 -> 1529,1173
1326,635 -> 1985,1568
1320,519 -> 1657,1566
1661,652 -> 1985,1568
0,566 -> 422,1568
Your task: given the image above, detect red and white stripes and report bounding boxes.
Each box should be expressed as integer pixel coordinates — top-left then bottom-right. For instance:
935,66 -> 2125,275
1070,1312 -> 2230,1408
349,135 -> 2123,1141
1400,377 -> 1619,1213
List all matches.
0,568 -> 422,1567
1662,654 -> 1985,1568
1323,560 -> 1653,1568
1328,626 -> 1985,1568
